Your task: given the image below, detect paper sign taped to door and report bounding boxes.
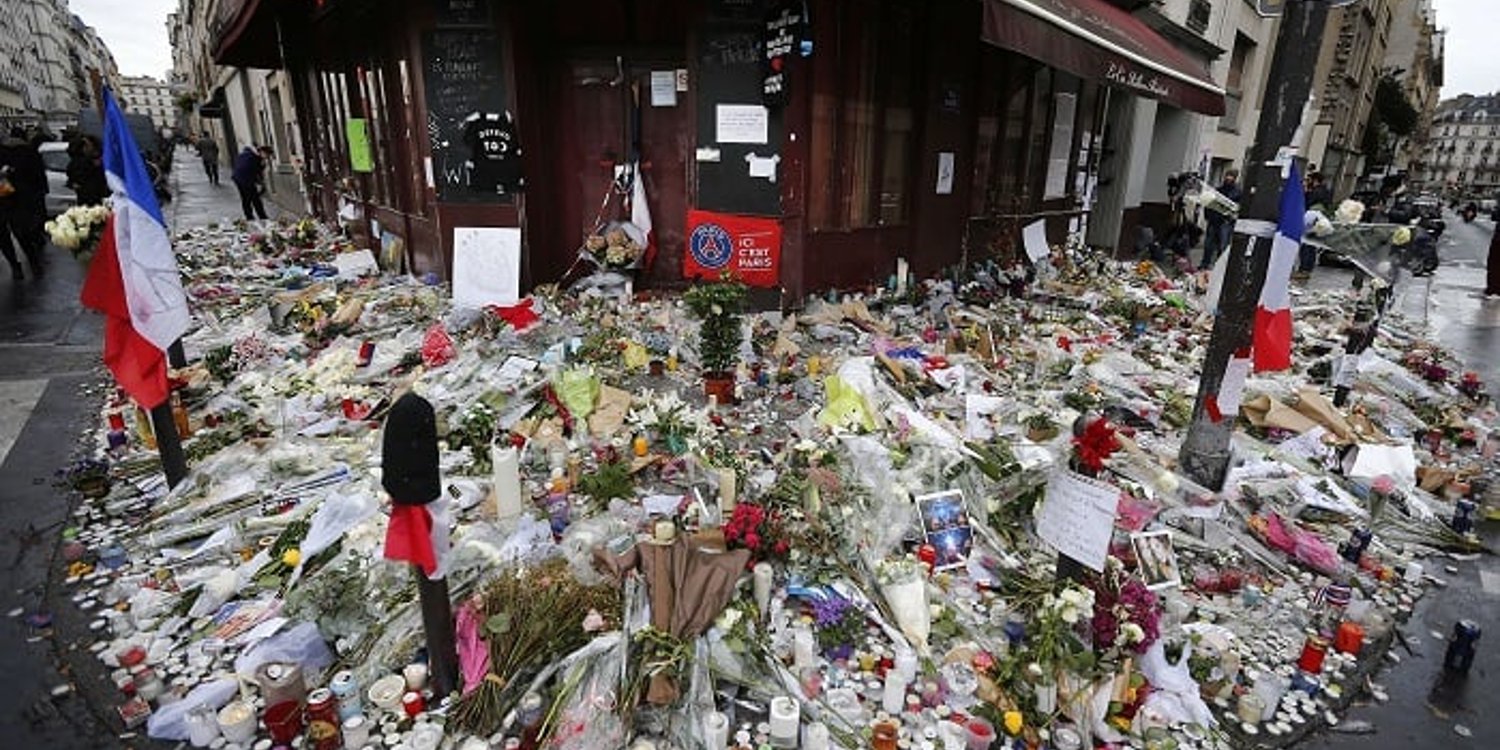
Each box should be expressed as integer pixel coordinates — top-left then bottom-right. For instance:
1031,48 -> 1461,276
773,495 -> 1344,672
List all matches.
452,227 -> 521,308
1022,219 -> 1051,263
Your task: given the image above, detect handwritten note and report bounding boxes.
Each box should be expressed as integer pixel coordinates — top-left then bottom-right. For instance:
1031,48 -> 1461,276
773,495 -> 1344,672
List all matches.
451,227 -> 521,308
716,104 -> 769,144
650,71 -> 677,107
1036,470 -> 1120,572
1219,355 -> 1253,416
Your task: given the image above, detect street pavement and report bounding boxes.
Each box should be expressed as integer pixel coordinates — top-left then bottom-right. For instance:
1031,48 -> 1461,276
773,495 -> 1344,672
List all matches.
0,169 -> 1494,746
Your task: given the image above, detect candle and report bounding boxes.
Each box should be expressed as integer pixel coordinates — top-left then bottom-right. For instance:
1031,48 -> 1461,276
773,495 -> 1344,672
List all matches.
896,257 -> 909,296
768,696 -> 799,748
653,519 -> 677,544
632,435 -> 649,457
403,663 -> 428,691
802,722 -> 830,750
893,647 -> 918,685
329,670 -> 361,721
753,562 -> 774,617
717,467 -> 737,512
1296,634 -> 1328,674
217,701 -> 256,744
704,710 -> 730,750
492,446 -> 523,521
401,690 -> 425,718
882,674 -> 905,715
342,715 -> 370,749
793,627 -> 816,669
1236,693 -> 1264,724
806,356 -> 822,378
185,705 -> 218,747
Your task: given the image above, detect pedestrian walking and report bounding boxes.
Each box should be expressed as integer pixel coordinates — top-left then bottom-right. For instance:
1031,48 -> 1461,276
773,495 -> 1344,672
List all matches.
1201,168 -> 1241,270
0,127 -> 49,280
1485,226 -> 1500,299
231,145 -> 268,220
66,135 -> 108,207
197,132 -> 220,186
1296,172 -> 1334,279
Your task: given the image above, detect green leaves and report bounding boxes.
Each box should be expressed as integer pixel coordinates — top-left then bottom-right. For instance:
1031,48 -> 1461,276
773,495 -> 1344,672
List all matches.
485,612 -> 512,637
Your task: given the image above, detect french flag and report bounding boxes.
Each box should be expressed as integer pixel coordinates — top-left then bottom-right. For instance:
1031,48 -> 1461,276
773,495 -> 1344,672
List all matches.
79,89 -> 190,408
1252,164 -> 1305,372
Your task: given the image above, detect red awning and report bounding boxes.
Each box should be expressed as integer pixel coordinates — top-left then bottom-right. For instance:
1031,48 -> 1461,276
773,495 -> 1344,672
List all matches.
982,0 -> 1226,116
212,0 -> 283,69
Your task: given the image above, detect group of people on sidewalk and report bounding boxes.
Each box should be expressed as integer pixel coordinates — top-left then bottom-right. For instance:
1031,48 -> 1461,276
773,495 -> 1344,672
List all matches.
193,132 -> 275,221
0,127 -> 56,281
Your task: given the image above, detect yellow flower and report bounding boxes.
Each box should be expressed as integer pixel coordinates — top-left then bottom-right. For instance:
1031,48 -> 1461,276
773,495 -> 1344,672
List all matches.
1003,710 -> 1023,735
281,548 -> 302,567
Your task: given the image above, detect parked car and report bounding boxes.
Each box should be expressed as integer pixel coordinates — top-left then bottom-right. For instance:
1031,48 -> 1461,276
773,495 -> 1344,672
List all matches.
38,141 -> 75,216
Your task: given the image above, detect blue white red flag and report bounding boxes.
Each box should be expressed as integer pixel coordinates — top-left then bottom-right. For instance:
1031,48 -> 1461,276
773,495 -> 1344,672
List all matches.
1253,163 -> 1305,372
79,89 -> 190,408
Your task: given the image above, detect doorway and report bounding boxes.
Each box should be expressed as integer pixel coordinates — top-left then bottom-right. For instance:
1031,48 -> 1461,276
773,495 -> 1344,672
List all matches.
542,54 -> 691,287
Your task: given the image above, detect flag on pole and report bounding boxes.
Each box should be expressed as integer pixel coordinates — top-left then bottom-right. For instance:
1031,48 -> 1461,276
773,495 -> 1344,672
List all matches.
79,88 -> 190,408
1252,163 -> 1305,372
629,162 -> 655,270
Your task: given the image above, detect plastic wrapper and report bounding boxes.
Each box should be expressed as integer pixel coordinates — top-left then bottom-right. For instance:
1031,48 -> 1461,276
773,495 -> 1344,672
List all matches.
146,678 -> 239,740
1134,639 -> 1215,732
234,621 -> 336,682
542,640 -> 628,749
879,574 -> 931,655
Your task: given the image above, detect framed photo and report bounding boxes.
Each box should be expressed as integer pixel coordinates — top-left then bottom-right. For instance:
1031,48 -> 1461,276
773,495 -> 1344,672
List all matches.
916,490 -> 972,570
1130,530 -> 1182,590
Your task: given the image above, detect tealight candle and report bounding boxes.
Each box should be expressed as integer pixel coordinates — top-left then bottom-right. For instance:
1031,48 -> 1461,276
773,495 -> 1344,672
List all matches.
768,696 -> 799,748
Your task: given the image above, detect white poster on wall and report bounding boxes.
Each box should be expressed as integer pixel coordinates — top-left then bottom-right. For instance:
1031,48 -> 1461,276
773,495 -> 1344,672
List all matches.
451,227 -> 521,309
1044,92 -> 1077,199
650,71 -> 677,107
716,104 -> 770,144
936,152 -> 955,194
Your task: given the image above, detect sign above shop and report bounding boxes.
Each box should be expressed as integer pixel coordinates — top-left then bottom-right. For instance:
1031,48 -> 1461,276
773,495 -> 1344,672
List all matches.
684,209 -> 781,287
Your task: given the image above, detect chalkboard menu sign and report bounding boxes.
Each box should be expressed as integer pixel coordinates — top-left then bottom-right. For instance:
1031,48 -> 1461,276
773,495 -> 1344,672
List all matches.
422,29 -> 514,203
696,21 -> 783,216
434,0 -> 486,27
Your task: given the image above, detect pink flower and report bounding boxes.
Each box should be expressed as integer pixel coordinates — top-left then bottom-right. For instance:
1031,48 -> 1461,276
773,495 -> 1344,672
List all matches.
582,609 -> 607,632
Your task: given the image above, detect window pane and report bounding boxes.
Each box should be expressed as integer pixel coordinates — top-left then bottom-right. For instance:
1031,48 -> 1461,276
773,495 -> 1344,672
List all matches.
841,12 -> 879,227
877,2 -> 916,225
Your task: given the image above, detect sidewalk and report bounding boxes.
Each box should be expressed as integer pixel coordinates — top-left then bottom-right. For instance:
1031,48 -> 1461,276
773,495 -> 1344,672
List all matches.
168,147 -> 295,231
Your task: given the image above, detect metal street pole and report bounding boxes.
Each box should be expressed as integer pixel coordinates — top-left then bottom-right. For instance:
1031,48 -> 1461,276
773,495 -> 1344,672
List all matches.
1179,0 -> 1334,490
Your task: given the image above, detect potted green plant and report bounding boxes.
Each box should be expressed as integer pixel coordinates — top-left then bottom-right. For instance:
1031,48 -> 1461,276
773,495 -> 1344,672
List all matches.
60,457 -> 111,499
683,275 -> 747,404
1024,413 -> 1059,443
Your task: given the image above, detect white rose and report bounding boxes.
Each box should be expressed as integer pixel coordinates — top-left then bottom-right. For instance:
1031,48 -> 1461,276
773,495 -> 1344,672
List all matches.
1060,605 -> 1080,625
1120,622 -> 1145,644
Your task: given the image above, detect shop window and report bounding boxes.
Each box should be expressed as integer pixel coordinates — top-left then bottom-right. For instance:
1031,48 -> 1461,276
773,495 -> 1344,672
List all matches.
809,0 -> 921,230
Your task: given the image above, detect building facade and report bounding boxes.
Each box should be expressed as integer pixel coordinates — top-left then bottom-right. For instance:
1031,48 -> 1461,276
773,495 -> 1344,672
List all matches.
121,76 -> 177,134
213,0 -> 1227,296
69,14 -> 123,116
1380,0 -> 1442,185
0,0 -> 97,132
1422,95 -> 1500,197
1306,0 -> 1395,198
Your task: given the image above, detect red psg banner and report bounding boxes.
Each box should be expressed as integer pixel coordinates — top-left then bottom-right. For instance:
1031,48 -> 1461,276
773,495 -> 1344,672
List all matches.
684,209 -> 782,287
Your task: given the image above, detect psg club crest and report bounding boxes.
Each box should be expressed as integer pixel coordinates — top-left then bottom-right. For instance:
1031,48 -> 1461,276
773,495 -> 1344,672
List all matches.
689,222 -> 734,270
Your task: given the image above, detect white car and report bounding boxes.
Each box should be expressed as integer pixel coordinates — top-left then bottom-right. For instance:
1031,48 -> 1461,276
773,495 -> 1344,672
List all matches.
38,141 -> 76,216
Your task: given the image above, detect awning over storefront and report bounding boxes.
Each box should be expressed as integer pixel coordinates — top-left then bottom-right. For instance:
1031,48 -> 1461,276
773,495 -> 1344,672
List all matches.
982,0 -> 1226,116
212,0 -> 283,68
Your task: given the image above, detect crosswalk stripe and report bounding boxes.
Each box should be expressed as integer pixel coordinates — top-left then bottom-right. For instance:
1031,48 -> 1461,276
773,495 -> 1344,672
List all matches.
0,379 -> 49,467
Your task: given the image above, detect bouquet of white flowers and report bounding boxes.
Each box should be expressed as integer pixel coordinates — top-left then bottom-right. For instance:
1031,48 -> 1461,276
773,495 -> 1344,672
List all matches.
45,203 -> 111,264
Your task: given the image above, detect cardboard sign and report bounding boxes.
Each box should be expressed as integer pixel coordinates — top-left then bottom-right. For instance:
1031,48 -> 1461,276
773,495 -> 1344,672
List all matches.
684,209 -> 781,287
346,118 -> 373,173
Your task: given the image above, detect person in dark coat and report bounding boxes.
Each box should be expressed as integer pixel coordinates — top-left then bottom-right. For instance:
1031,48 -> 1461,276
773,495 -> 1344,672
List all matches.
197,132 -> 220,186
231,146 -> 268,220
1485,226 -> 1500,299
1201,168 -> 1241,270
66,135 -> 108,207
1297,171 -> 1334,277
0,127 -> 49,279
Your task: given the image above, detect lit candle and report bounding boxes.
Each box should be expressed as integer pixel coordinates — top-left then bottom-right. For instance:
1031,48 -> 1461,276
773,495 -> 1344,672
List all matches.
403,663 -> 429,691
653,519 -> 677,544
632,435 -> 649,457
216,701 -> 256,744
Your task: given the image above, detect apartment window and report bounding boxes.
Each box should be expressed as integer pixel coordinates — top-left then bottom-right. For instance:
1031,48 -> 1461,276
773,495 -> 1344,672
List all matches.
809,0 -> 921,229
1219,34 -> 1254,133
1186,0 -> 1211,34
